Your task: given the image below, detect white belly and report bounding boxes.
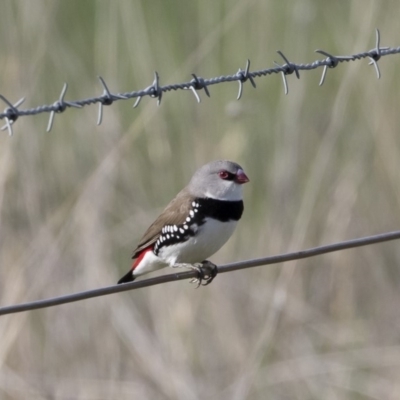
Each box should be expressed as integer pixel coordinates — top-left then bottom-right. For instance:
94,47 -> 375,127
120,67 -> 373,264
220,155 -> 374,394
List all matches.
159,218 -> 237,265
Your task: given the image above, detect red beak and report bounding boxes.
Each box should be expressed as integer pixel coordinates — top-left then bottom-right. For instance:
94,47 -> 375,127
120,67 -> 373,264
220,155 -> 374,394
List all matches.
235,169 -> 250,184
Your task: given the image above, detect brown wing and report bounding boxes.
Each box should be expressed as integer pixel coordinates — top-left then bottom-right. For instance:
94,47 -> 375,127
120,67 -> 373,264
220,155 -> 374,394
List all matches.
132,189 -> 193,259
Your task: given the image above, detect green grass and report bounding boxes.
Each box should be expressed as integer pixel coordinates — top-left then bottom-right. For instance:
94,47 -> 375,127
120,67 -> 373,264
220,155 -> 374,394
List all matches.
1,1 -> 400,399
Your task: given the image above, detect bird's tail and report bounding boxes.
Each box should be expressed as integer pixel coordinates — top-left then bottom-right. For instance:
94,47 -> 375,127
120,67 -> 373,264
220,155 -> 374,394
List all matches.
118,246 -> 153,284
117,269 -> 136,284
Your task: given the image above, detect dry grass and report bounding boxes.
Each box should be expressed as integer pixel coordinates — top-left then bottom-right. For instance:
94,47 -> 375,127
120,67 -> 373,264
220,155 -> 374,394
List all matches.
1,1 -> 400,399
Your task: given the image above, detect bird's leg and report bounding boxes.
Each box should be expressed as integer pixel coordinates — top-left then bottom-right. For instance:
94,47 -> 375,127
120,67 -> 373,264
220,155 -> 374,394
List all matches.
188,260 -> 218,287
171,263 -> 204,288
172,261 -> 218,287
172,263 -> 193,269
188,263 -> 206,288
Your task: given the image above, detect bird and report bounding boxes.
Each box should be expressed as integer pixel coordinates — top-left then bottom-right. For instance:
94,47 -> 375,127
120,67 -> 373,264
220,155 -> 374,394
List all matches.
118,160 -> 249,285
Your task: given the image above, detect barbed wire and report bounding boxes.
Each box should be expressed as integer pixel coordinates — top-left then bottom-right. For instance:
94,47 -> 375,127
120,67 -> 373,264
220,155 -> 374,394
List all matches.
1,229 -> 400,316
0,29 -> 399,136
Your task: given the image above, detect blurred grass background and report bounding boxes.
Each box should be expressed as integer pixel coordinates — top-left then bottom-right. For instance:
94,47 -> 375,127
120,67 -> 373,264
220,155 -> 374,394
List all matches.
1,0 -> 400,398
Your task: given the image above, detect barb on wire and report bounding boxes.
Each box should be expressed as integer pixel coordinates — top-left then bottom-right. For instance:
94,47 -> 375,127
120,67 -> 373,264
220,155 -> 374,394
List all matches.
273,50 -> 300,95
46,83 -> 82,132
314,50 -> 354,86
190,73 -> 211,101
368,29 -> 387,79
97,76 -> 112,126
0,95 -> 25,136
151,72 -> 162,106
97,76 -> 128,125
1,229 -> 400,316
187,81 -> 201,103
236,59 -> 256,100
134,72 -> 163,109
0,29 -> 398,133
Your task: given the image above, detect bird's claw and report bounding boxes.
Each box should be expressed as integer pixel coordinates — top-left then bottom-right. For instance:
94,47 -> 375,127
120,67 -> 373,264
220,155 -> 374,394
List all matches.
189,260 -> 218,288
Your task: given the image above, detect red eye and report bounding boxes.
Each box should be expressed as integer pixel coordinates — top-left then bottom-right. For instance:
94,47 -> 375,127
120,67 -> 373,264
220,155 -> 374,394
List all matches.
219,170 -> 229,179
218,170 -> 230,179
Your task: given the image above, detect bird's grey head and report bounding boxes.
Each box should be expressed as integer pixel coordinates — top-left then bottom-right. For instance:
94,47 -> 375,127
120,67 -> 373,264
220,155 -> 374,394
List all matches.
188,160 -> 249,201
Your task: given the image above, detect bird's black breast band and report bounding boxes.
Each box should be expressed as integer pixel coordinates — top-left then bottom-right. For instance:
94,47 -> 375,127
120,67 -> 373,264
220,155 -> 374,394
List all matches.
198,198 -> 244,222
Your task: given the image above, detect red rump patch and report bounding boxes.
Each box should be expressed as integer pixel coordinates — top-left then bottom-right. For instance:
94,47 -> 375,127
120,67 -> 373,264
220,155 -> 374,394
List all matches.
132,247 -> 153,270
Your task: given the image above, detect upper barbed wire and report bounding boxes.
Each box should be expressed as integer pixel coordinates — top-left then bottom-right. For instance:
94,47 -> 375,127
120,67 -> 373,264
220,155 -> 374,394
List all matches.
0,29 -> 398,135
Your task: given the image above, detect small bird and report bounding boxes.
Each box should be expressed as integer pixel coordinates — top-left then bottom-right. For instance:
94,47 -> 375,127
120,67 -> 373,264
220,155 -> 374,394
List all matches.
118,160 -> 249,285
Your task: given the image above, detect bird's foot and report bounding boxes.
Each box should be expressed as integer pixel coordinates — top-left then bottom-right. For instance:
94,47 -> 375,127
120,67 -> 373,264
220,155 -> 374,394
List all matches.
189,260 -> 218,288
172,261 -> 218,287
